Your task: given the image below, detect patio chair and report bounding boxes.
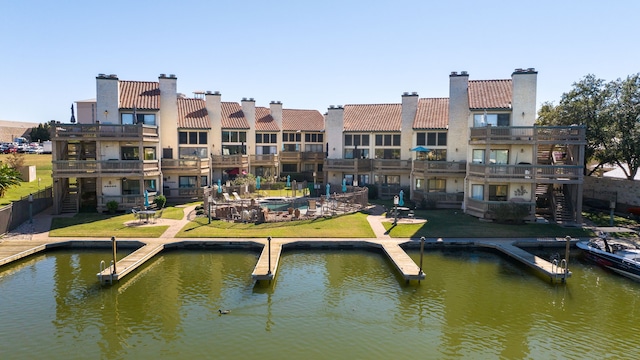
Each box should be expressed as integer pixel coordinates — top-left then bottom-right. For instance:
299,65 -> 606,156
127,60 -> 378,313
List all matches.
230,207 -> 241,221
152,209 -> 164,223
131,208 -> 142,223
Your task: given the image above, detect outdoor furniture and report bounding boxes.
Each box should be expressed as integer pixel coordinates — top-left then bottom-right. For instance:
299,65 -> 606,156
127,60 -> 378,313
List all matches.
131,208 -> 142,223
152,209 -> 164,223
232,192 -> 242,201
222,193 -> 232,202
138,210 -> 156,223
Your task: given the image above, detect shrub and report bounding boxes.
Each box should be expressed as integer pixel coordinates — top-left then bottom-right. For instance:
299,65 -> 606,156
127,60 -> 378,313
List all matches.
365,184 -> 378,199
154,194 -> 166,209
106,200 -> 119,213
489,203 -> 530,223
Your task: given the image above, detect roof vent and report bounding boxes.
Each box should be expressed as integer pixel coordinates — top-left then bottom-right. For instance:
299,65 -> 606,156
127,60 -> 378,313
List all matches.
451,71 -> 458,76
109,74 -> 117,78
329,105 -> 335,109
169,74 -> 176,78
214,91 -> 220,95
412,92 -> 418,96
460,71 -> 468,75
515,68 -> 524,73
249,98 -> 255,101
242,97 -> 247,101
160,73 -> 166,77
98,73 -> 105,78
403,92 -> 409,96
527,68 -> 535,72
205,91 -> 212,95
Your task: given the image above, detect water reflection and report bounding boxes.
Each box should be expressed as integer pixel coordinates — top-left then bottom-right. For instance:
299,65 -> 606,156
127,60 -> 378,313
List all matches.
1,248 -> 640,359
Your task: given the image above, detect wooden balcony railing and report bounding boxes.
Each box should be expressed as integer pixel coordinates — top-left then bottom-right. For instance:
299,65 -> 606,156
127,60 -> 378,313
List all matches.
52,123 -> 159,139
161,158 -> 209,171
210,155 -> 247,167
469,125 -> 586,143
250,154 -> 278,165
373,159 -> 412,172
302,152 -> 326,161
53,160 -> 160,175
279,152 -> 301,161
324,159 -> 372,172
467,163 -> 583,182
413,161 -> 466,175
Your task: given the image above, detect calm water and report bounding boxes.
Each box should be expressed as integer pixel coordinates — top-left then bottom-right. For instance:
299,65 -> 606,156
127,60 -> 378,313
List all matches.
1,247 -> 640,359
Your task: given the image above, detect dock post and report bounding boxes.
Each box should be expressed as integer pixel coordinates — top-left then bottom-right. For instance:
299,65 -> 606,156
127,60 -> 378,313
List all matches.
267,236 -> 272,275
419,236 -> 425,280
111,236 -> 117,274
564,235 -> 571,279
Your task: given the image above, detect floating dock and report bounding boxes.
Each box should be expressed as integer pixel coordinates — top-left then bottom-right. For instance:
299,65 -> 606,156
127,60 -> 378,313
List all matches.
479,242 -> 571,283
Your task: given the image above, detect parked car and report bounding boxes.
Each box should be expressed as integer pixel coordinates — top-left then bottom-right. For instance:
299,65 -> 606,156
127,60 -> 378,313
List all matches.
3,145 -> 17,154
28,146 -> 43,154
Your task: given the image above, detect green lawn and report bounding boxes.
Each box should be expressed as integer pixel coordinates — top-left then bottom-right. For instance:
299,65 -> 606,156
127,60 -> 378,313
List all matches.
49,212 -> 170,238
0,153 -> 52,205
381,209 -> 595,238
176,212 -> 375,238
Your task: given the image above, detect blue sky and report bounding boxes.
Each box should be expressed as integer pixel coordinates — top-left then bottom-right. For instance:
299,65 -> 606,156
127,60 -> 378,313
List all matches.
1,0 -> 638,124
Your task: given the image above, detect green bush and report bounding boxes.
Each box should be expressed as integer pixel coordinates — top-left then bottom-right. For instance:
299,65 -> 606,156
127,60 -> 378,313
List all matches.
365,184 -> 378,199
106,200 -> 119,213
154,194 -> 166,209
489,203 -> 530,223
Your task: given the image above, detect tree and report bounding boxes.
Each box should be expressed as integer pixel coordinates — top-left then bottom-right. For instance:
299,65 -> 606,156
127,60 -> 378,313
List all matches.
536,74 -> 640,178
0,164 -> 22,197
29,123 -> 51,142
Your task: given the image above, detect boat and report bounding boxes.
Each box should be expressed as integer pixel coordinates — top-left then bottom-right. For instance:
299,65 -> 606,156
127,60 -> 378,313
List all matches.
577,233 -> 640,281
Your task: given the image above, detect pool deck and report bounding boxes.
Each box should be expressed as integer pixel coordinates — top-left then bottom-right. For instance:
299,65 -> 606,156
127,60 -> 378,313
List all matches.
2,205 -> 581,285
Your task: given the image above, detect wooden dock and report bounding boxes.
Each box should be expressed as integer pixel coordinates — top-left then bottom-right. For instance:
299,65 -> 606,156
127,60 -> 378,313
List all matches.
481,242 -> 571,282
97,243 -> 165,285
381,243 -> 426,281
252,241 -> 282,281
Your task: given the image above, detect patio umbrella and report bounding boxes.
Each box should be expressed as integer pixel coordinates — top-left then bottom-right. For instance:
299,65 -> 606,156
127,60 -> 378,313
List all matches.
342,178 -> 347,192
326,183 -> 330,199
286,175 -> 291,187
410,146 -> 431,152
256,176 -> 261,190
144,190 -> 150,208
398,190 -> 404,207
217,179 -> 222,193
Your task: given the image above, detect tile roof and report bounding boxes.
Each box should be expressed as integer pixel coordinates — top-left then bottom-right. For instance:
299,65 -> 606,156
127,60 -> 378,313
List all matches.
343,104 -> 402,132
178,98 -> 210,129
283,109 -> 324,131
413,98 -> 449,129
255,107 -> 280,131
119,81 -> 160,110
468,79 -> 512,110
221,102 -> 249,129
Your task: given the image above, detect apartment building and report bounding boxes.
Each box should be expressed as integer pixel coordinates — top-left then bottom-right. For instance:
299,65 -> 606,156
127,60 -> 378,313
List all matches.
51,74 -> 324,214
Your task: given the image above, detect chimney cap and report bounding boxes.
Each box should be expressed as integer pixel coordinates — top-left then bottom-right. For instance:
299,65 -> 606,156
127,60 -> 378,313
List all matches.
169,74 -> 176,78
460,71 -> 468,75
160,73 -> 166,77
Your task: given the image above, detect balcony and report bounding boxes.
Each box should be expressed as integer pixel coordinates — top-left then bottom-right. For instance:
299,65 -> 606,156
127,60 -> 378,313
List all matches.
413,161 -> 466,177
250,154 -> 278,166
210,155 -> 247,167
373,159 -> 412,173
302,152 -> 326,161
53,160 -> 160,177
279,152 -> 301,161
469,125 -> 586,145
161,158 -> 210,174
467,163 -> 583,183
324,159 -> 372,172
52,123 -> 159,141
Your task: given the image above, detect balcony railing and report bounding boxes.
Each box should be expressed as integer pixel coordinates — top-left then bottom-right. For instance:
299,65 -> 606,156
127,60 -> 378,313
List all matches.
373,159 -> 412,172
413,161 -> 466,175
161,158 -> 209,172
302,152 -> 326,161
324,159 -> 372,172
469,125 -> 585,143
279,152 -> 301,161
250,154 -> 278,165
53,160 -> 160,175
52,123 -> 159,139
467,163 -> 583,182
210,155 -> 247,167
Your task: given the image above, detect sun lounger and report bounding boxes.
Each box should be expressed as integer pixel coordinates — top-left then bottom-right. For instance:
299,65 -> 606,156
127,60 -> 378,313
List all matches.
232,192 -> 242,201
222,193 -> 232,202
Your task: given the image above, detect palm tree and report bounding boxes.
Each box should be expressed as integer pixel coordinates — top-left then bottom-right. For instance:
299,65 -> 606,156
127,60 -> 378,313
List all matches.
0,164 -> 22,197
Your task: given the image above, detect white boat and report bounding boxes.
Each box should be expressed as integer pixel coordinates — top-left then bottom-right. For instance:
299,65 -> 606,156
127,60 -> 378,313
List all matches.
576,233 -> 640,281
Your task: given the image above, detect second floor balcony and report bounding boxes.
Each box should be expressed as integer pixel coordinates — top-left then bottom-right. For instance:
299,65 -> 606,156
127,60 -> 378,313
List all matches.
324,159 -> 372,172
467,163 -> 583,183
210,154 -> 247,167
52,123 -> 159,141
470,125 -> 586,145
53,159 -> 160,177
161,158 -> 210,174
250,154 -> 278,166
413,161 -> 466,177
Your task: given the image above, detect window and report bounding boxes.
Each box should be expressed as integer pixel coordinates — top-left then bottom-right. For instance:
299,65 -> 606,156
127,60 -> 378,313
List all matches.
305,133 -> 324,143
144,179 -> 157,192
489,185 -> 508,201
375,134 -> 400,146
428,179 -> 446,192
121,113 -> 156,125
305,144 -> 323,152
143,147 -> 156,160
179,176 -> 197,188
283,144 -> 300,152
473,113 -> 510,127
256,133 -> 277,143
417,132 -> 447,146
424,149 -> 447,161
179,147 -> 207,158
256,146 -> 277,155
375,175 -> 400,184
222,131 -> 246,143
472,149 -> 508,164
179,131 -> 208,145
222,145 -> 244,155
122,178 -> 140,195
344,148 -> 369,159
200,176 -> 208,187
121,147 -> 139,160
471,184 -> 484,200
473,149 -> 485,164
283,132 -> 301,142
282,164 -> 297,172
303,163 -> 315,172
374,149 -> 400,159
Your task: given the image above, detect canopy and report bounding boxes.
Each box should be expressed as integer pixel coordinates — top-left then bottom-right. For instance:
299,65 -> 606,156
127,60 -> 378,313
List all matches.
256,176 -> 261,190
342,178 -> 347,192
217,179 -> 222,193
410,146 -> 431,152
326,183 -> 330,199
144,190 -> 150,208
398,190 -> 404,206
286,175 -> 291,187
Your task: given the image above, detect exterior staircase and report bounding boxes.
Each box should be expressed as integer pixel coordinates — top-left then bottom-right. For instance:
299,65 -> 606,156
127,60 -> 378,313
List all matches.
552,188 -> 574,224
61,184 -> 79,213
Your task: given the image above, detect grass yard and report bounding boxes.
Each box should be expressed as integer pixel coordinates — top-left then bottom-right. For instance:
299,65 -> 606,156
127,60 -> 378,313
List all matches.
177,212 -> 375,238
0,153 -> 52,205
49,212 -> 170,238
381,209 -> 595,239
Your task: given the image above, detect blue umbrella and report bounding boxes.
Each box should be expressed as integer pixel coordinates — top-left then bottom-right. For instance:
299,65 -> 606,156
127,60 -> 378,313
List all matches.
342,178 -> 347,192
256,176 -> 261,190
410,146 -> 431,152
286,175 -> 291,188
217,179 -> 222,193
398,190 -> 404,206
144,190 -> 150,208
326,183 -> 330,199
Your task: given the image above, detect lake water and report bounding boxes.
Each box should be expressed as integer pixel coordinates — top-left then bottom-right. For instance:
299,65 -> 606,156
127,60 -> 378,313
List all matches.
1,247 -> 639,359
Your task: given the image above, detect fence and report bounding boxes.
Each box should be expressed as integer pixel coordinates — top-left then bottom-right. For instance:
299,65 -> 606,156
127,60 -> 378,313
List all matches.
0,186 -> 53,235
